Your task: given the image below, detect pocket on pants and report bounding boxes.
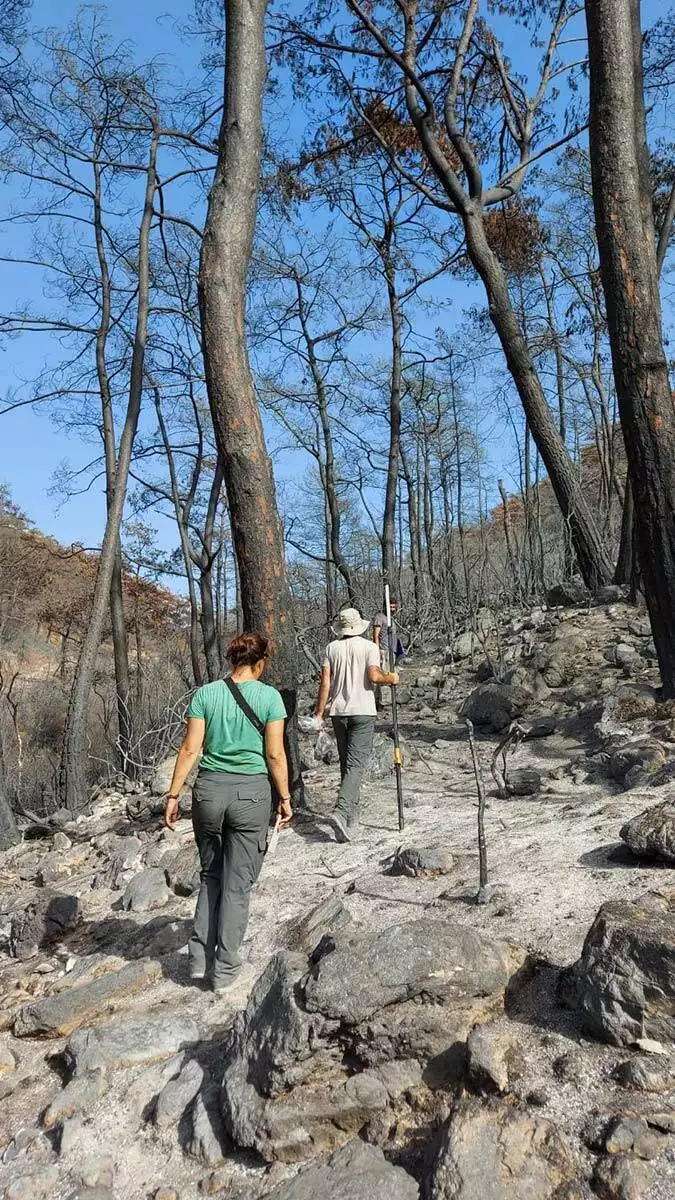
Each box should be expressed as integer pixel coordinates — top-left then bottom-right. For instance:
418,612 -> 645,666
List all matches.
236,778 -> 271,804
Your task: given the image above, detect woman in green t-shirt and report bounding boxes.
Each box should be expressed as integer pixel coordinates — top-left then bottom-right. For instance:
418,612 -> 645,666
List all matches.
164,632 -> 292,994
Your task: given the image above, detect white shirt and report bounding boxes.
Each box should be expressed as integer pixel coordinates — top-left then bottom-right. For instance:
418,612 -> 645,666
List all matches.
323,635 -> 380,716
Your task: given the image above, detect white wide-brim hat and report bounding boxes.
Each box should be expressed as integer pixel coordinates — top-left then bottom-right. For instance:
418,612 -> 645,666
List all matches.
332,607 -> 370,637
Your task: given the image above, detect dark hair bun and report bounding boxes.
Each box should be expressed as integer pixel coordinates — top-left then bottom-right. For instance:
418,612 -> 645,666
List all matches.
226,632 -> 269,668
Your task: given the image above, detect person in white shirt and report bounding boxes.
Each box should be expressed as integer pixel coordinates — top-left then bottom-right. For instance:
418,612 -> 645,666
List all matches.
313,607 -> 399,842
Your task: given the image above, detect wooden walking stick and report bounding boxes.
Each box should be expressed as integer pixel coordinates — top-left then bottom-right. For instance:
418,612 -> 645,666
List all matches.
385,584 -> 405,832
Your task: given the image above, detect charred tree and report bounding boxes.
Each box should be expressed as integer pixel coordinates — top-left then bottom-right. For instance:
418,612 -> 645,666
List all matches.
586,0 -> 675,694
199,0 -> 304,805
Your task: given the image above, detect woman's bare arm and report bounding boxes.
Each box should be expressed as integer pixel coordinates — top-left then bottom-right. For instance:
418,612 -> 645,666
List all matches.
265,719 -> 292,826
164,717 -> 205,829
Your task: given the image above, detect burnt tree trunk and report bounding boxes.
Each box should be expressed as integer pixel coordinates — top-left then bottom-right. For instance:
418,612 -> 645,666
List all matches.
59,128 -> 158,811
586,0 -> 675,694
0,753 -> 19,850
382,234 -> 402,594
93,156 -> 133,772
198,0 -> 304,806
463,211 -> 614,591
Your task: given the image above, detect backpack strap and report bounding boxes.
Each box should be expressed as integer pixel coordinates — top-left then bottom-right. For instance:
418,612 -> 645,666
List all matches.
223,676 -> 266,737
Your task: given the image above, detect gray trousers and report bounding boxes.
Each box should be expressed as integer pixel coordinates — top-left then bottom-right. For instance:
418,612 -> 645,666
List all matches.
190,770 -> 271,985
331,716 -> 376,824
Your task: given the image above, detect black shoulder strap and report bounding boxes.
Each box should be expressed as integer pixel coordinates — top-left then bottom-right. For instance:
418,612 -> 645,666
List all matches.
223,676 -> 266,736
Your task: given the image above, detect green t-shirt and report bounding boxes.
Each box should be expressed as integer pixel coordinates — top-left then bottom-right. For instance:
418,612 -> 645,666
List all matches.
188,680 -> 287,775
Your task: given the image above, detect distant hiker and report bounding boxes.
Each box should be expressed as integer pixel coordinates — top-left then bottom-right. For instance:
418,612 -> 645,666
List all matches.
372,600 -> 403,711
314,607 -> 399,842
164,632 -> 292,994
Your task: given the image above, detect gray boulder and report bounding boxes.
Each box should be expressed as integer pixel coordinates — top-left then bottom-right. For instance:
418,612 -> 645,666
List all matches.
14,959 -> 162,1038
121,868 -> 170,913
265,1139 -> 419,1200
505,768 -> 541,797
546,579 -> 588,607
42,1069 -> 108,1128
65,1015 -> 199,1075
304,920 -> 519,1025
459,684 -> 531,732
427,1098 -> 577,1200
592,1154 -> 653,1200
151,755 -> 179,796
620,799 -> 675,863
565,891 -> 675,1046
390,845 -> 455,878
9,892 -> 81,960
164,841 -> 201,895
221,926 -> 522,1163
154,1058 -> 204,1129
613,1055 -> 674,1093
188,1087 -> 229,1166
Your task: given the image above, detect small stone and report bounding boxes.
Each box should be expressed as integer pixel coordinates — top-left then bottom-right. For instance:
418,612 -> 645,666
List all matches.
121,868 -> 170,912
75,1156 -> 115,1189
58,1113 -> 84,1155
552,1052 -> 585,1085
288,895 -> 353,953
9,892 -> 82,960
154,1189 -> 180,1200
52,832 -> 72,852
466,1025 -> 524,1095
592,1154 -> 653,1200
619,799 -> 675,863
199,1167 -> 235,1195
43,1069 -> 108,1128
613,1056 -> 674,1093
604,1115 -> 662,1159
390,845 -> 455,878
505,767 -> 541,797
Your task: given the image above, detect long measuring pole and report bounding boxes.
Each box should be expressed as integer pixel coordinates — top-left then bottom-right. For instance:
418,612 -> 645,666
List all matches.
385,584 -> 404,831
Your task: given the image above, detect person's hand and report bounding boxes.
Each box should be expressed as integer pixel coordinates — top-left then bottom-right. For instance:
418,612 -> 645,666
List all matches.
276,795 -> 293,829
164,794 -> 179,830
390,671 -> 400,686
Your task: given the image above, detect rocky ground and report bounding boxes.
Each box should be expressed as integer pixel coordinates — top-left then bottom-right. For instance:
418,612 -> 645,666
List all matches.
0,593 -> 673,1200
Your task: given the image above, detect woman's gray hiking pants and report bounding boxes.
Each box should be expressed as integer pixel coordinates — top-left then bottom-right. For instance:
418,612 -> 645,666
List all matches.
190,770 -> 271,987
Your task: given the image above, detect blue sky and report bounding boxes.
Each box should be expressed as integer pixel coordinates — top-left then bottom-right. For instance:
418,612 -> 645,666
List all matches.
0,0 -> 201,546
0,0 -> 669,560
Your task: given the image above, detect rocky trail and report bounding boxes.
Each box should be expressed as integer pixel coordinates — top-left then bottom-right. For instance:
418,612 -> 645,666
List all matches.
0,596 -> 673,1200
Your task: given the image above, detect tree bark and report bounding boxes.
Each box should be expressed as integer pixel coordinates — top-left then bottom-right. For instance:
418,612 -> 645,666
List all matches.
586,0 -> 675,694
59,129 -> 158,811
93,156 -> 133,772
198,0 -> 304,806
